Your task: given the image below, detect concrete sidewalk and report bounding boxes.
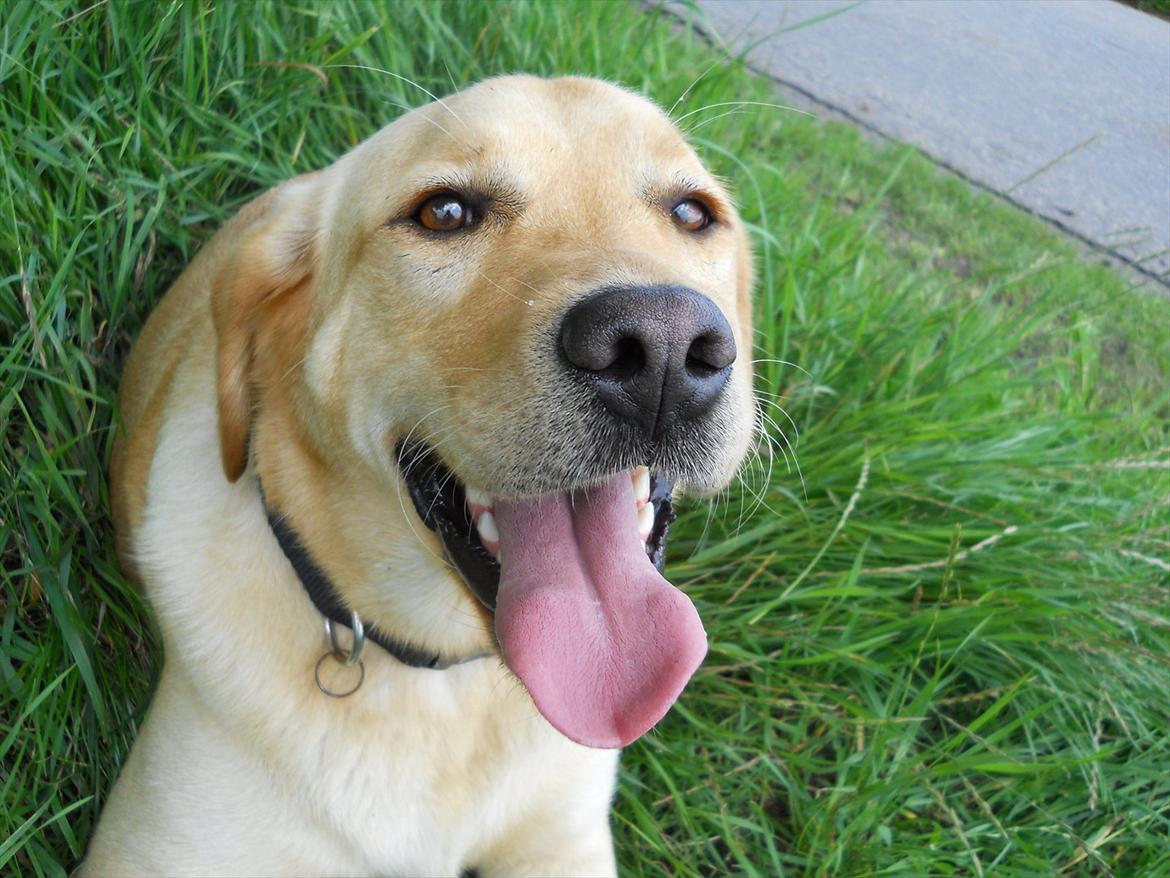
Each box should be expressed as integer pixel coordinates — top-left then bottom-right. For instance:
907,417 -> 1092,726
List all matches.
674,0 -> 1170,289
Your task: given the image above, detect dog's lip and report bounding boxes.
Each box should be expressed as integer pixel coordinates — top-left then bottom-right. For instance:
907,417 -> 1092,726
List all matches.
395,440 -> 675,612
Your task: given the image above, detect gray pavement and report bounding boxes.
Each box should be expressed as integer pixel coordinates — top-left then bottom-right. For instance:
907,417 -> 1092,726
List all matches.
676,0 -> 1170,287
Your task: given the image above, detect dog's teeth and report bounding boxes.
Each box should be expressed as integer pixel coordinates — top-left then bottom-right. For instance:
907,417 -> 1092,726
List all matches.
465,486 -> 494,515
631,466 -> 650,507
637,501 -> 654,541
477,510 -> 500,555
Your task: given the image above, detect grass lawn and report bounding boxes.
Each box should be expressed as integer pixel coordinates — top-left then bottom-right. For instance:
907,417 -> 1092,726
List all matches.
1124,0 -> 1170,20
2,1 -> 1168,875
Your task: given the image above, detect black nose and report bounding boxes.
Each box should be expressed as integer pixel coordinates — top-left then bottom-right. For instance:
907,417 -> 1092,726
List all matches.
559,285 -> 736,438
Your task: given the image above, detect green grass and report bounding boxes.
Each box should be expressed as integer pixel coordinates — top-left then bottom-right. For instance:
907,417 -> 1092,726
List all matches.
1124,0 -> 1170,20
2,1 -> 1167,876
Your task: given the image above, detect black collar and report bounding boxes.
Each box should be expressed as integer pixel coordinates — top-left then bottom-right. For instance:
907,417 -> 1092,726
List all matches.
262,486 -> 490,671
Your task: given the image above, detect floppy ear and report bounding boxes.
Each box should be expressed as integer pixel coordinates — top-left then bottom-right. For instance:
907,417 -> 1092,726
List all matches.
211,176 -> 321,482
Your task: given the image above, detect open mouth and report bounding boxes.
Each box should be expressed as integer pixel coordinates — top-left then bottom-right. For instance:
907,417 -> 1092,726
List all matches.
397,440 -> 705,750
398,440 -> 677,611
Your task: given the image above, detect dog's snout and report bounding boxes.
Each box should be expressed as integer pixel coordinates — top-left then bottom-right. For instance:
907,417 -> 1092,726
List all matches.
559,285 -> 736,437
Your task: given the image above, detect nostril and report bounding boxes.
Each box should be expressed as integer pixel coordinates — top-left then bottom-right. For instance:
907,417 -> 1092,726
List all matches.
685,354 -> 719,378
685,332 -> 736,377
602,336 -> 646,382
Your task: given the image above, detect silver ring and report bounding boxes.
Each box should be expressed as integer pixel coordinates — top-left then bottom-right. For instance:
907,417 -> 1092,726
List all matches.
346,613 -> 365,666
323,612 -> 366,667
314,650 -> 365,698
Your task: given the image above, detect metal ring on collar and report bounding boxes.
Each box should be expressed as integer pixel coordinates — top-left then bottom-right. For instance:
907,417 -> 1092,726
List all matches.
314,650 -> 365,698
316,612 -> 366,698
324,612 -> 366,666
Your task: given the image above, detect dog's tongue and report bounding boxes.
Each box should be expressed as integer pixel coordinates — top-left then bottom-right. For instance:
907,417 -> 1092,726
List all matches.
493,473 -> 706,748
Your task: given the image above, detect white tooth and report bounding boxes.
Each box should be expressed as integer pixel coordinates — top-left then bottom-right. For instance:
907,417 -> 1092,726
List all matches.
465,486 -> 494,511
637,502 -> 654,540
477,510 -> 500,553
631,466 -> 650,506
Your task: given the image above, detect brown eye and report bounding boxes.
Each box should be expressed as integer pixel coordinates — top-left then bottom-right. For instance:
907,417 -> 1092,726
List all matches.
416,194 -> 473,231
671,198 -> 710,232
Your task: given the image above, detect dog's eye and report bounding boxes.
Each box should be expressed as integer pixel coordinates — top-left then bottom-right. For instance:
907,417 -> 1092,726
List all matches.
671,198 -> 711,232
416,194 -> 474,232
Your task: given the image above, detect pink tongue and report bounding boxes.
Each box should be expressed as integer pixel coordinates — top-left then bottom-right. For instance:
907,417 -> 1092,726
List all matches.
493,473 -> 707,748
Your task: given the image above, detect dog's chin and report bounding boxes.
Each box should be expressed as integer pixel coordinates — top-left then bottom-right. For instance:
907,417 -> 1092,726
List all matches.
396,439 -> 677,612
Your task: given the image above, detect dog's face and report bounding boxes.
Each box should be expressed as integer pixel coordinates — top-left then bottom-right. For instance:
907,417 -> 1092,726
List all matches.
216,76 -> 755,747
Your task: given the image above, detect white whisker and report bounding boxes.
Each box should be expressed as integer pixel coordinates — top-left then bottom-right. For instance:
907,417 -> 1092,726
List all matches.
667,59 -> 723,119
324,64 -> 467,127
673,100 -> 813,124
474,268 -> 537,307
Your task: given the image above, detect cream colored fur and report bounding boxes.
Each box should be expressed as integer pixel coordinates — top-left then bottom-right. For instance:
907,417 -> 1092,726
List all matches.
82,75 -> 753,877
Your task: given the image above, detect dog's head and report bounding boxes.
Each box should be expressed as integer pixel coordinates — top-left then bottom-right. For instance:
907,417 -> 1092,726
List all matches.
213,76 -> 755,747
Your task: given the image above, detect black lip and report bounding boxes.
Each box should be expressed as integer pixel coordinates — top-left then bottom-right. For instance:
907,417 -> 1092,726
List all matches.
396,440 -> 676,612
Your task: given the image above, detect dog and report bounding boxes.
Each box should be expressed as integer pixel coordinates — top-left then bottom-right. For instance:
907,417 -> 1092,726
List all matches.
81,75 -> 755,877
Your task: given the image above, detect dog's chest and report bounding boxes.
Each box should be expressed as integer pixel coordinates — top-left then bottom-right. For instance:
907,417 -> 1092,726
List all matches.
283,662 -> 620,871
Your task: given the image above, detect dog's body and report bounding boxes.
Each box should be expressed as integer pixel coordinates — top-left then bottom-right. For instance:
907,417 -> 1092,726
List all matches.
83,76 -> 753,877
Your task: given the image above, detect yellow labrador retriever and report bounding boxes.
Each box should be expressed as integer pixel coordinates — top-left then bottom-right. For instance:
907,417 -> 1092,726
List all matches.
82,75 -> 754,877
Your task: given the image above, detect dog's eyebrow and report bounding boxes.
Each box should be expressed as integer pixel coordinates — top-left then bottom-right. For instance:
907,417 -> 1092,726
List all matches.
644,172 -> 732,220
383,170 -> 527,228
415,169 -> 527,211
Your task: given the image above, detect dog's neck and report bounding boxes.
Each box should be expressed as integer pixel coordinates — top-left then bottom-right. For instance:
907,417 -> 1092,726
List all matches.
259,483 -> 488,669
249,407 -> 496,664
